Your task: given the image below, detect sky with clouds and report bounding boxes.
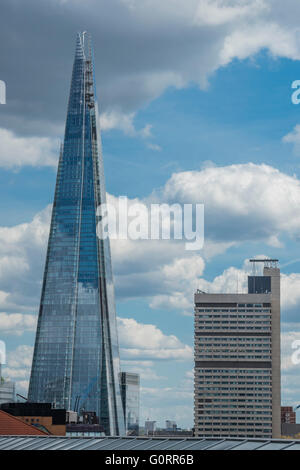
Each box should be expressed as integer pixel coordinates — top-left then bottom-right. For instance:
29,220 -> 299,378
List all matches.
2,0 -> 300,428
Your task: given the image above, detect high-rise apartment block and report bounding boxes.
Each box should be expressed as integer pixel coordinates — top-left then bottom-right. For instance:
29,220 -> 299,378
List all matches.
194,260 -> 281,438
28,33 -> 125,436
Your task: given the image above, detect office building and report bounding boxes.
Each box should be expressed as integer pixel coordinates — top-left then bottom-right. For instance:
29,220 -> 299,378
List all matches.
194,259 -> 281,438
120,372 -> 140,435
0,365 -> 15,406
166,420 -> 177,430
0,380 -> 15,407
145,420 -> 157,434
28,33 -> 125,436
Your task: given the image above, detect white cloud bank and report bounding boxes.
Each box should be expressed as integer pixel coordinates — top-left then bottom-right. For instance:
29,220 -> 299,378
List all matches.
0,313 -> 36,336
0,128 -> 59,168
2,0 -> 300,140
2,163 -> 300,318
118,317 -> 193,360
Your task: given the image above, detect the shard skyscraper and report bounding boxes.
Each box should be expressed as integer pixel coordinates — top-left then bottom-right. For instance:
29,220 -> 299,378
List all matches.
28,33 -> 125,436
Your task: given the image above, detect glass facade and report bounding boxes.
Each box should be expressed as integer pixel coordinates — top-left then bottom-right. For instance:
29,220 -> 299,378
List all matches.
120,372 -> 140,435
0,366 -> 15,406
28,33 -> 125,436
248,276 -> 271,294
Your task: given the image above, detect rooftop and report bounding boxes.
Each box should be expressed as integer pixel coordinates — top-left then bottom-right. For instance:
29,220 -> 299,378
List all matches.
0,410 -> 48,436
0,436 -> 299,450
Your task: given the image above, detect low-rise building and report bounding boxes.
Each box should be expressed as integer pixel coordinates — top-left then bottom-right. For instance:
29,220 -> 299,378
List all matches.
0,410 -> 47,435
0,402 -> 66,435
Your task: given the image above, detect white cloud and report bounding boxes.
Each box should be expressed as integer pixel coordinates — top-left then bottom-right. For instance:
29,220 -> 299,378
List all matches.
5,345 -> 33,369
0,128 -> 59,168
4,0 -> 300,136
283,124 -> 300,156
118,317 -> 193,360
2,345 -> 33,396
0,313 -> 37,335
3,162 -> 300,318
0,205 -> 51,314
281,273 -> 300,311
2,162 -> 300,321
281,331 -> 300,372
219,21 -> 300,66
147,143 -> 162,152
100,109 -> 152,138
195,0 -> 268,26
161,163 -> 300,243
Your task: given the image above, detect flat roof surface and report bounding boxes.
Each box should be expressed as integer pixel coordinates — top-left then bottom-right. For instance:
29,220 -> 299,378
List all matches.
0,436 -> 299,450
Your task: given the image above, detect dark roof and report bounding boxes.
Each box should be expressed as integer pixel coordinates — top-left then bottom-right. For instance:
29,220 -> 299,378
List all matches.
0,411 -> 48,436
0,436 -> 299,450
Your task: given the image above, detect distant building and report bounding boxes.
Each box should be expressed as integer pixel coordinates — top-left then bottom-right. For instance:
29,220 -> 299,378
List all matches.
79,411 -> 99,424
148,429 -> 193,437
65,410 -> 105,436
1,402 -> 66,435
281,407 -> 296,424
66,424 -> 105,437
145,420 -> 156,434
66,410 -> 78,424
120,372 -> 140,435
0,380 -> 15,406
194,259 -> 281,438
166,420 -> 177,430
281,423 -> 300,438
0,364 -> 15,406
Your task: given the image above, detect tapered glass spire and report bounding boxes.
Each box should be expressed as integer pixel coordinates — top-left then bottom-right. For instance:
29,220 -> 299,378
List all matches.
28,33 -> 125,436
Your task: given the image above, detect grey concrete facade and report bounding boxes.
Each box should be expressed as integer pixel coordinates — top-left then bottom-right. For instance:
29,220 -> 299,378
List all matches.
194,266 -> 281,439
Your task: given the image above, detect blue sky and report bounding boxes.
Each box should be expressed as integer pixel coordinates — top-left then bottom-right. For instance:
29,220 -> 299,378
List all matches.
2,0 -> 300,428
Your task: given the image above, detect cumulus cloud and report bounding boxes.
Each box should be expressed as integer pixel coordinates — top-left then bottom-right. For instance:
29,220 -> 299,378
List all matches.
0,313 -> 37,336
0,128 -> 59,168
281,273 -> 300,312
0,205 -> 51,314
2,345 -> 33,395
100,110 -> 153,138
118,317 -> 193,360
2,0 -> 300,137
282,124 -> 300,156
281,331 -> 300,372
3,163 -> 300,316
146,143 -> 161,152
160,163 -> 300,244
195,0 -> 268,27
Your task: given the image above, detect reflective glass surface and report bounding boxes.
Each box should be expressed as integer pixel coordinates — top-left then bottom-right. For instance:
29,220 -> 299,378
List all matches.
28,33 -> 125,436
